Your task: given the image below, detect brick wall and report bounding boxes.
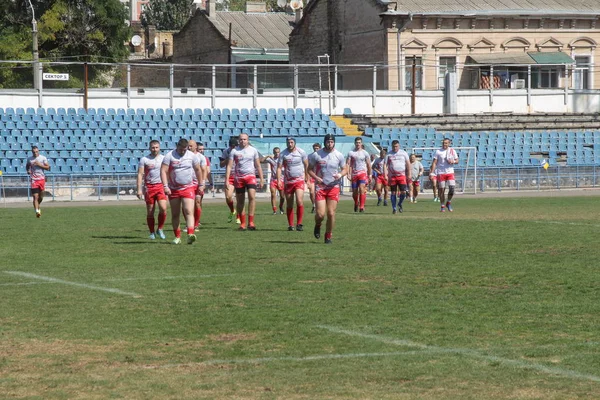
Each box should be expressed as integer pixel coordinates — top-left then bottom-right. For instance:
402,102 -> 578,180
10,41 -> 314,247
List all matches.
173,11 -> 230,88
289,0 -> 387,90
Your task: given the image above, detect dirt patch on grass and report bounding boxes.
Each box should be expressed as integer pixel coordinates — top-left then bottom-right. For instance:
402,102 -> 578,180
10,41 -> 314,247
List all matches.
209,333 -> 257,343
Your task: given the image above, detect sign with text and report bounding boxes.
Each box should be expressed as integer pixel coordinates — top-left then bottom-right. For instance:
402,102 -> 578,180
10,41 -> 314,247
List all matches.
43,73 -> 69,81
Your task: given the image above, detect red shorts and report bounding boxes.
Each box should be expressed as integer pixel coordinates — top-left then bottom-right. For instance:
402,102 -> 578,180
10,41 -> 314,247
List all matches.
234,174 -> 257,189
388,175 -> 407,187
315,185 -> 340,202
351,171 -> 369,188
411,180 -> 420,187
145,183 -> 168,205
437,173 -> 455,182
270,179 -> 283,190
228,175 -> 235,186
31,179 -> 45,191
285,180 -> 305,195
376,175 -> 388,186
169,186 -> 196,200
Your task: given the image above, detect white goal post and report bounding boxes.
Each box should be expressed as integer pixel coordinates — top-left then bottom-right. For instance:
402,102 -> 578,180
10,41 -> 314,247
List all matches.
410,146 -> 478,195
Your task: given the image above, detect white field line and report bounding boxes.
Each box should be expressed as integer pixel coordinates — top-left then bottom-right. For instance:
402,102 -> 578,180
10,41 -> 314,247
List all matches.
141,350 -> 453,369
317,325 -> 600,383
0,274 -> 235,287
3,271 -> 141,298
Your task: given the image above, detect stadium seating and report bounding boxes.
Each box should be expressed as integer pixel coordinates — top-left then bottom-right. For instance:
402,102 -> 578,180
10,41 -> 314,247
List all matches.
0,108 -> 345,175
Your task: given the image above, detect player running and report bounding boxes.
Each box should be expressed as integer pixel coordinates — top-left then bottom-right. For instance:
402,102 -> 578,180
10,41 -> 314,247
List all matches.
372,148 -> 389,206
430,138 -> 459,212
161,138 -> 205,244
136,140 -> 168,240
261,147 -> 285,215
346,137 -> 372,213
383,140 -> 411,214
25,145 -> 50,218
277,137 -> 309,231
219,136 -> 239,223
225,133 -> 264,231
409,154 -> 423,203
307,134 -> 348,244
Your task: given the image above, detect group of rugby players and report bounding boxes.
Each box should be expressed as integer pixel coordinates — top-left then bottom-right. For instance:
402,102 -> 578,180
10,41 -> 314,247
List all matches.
136,134 -> 459,244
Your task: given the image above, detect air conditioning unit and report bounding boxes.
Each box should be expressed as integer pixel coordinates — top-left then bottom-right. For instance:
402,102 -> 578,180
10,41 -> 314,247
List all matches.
513,79 -> 526,89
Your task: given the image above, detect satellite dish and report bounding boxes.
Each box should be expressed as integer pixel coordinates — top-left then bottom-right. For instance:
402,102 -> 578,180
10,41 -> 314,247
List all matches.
290,0 -> 303,10
131,35 -> 142,46
277,0 -> 287,7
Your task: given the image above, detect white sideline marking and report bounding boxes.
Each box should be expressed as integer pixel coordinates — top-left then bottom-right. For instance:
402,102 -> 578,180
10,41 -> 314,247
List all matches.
98,274 -> 234,282
142,350 -> 450,369
317,325 -> 600,383
0,281 -> 53,287
532,220 -> 600,228
3,271 -> 141,298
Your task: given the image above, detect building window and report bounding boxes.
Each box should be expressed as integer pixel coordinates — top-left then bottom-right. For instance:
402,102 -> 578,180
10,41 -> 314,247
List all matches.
405,56 -> 422,90
438,56 -> 456,89
574,56 -> 591,89
532,67 -> 561,88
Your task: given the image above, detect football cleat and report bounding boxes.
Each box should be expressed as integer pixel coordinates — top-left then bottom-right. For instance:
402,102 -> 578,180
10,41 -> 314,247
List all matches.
295,224 -> 303,231
447,203 -> 453,212
157,229 -> 166,240
383,200 -> 388,206
149,233 -> 156,240
228,212 -> 235,223
324,238 -> 332,244
172,237 -> 182,245
187,234 -> 197,244
377,199 -> 382,206
236,217 -> 241,224
313,225 -> 321,239
36,210 -> 41,218
354,204 -> 358,212
288,226 -> 295,231
359,208 -> 364,213
248,225 -> 256,231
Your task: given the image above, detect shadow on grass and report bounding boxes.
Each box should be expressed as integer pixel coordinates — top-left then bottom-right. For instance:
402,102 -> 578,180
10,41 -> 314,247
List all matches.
92,235 -> 139,239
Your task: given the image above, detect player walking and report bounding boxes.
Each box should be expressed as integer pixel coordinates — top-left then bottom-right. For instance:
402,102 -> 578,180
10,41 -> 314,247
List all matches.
383,140 -> 411,214
277,137 -> 309,231
307,143 -> 321,213
219,137 -> 239,223
187,140 -> 209,230
307,134 -> 348,244
372,148 -> 389,206
430,138 -> 459,212
225,133 -> 264,231
346,137 -> 372,213
261,147 -> 285,215
161,138 -> 205,244
136,140 -> 168,240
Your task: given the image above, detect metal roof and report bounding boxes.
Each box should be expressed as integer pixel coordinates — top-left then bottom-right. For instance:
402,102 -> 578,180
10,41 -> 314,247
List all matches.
467,52 -> 575,65
211,12 -> 295,50
379,0 -> 600,15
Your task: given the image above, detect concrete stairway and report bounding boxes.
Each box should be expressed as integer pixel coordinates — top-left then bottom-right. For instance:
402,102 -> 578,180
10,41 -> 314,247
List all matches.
330,115 -> 363,136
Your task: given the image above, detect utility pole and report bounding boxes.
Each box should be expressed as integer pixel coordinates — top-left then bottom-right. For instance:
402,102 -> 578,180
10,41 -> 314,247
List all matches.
27,0 -> 40,91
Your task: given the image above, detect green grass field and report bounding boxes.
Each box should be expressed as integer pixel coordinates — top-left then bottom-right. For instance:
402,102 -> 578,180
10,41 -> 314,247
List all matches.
1,195 -> 600,399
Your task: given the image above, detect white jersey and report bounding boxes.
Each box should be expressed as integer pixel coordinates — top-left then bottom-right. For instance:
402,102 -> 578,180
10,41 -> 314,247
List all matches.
138,154 -> 164,185
265,156 -> 280,182
279,147 -> 308,184
191,152 -> 208,185
162,149 -> 200,191
26,155 -> 49,181
229,145 -> 259,177
372,157 -> 385,175
384,149 -> 410,178
309,148 -> 346,187
434,147 -> 458,175
347,149 -> 370,177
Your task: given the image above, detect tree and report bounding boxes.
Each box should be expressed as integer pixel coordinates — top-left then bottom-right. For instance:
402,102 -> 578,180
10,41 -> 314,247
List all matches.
0,0 -> 131,88
141,0 -> 195,31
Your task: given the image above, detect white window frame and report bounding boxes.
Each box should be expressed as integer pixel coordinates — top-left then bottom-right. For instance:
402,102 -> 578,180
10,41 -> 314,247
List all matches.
438,55 -> 457,89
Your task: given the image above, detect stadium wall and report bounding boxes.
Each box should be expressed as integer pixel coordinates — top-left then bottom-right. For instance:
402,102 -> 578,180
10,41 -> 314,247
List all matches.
1,88 -> 598,115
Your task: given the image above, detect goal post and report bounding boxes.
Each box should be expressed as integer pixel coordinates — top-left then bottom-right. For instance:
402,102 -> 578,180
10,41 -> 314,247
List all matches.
410,146 -> 478,194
